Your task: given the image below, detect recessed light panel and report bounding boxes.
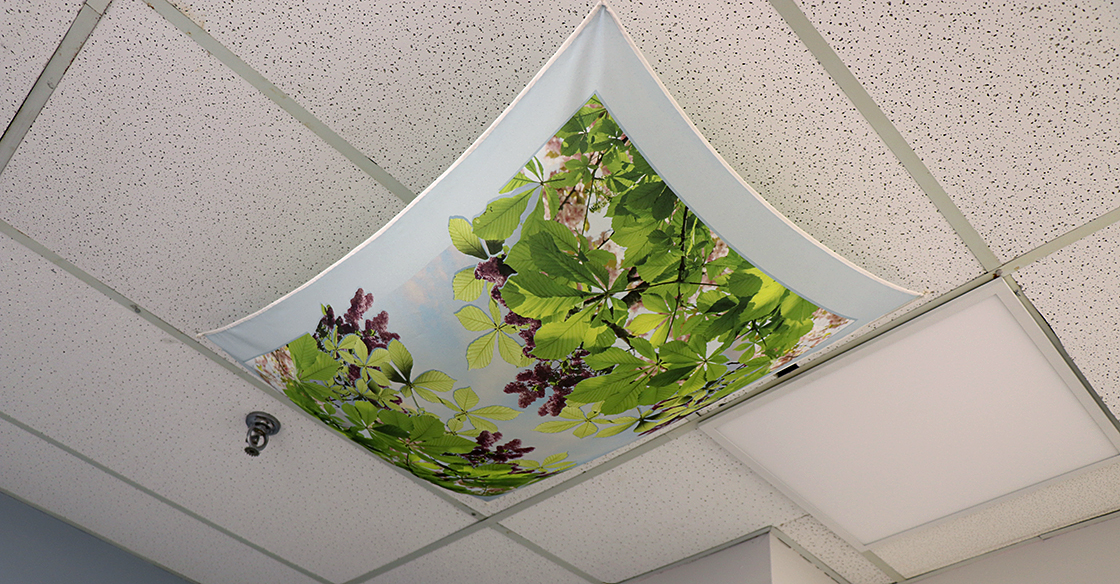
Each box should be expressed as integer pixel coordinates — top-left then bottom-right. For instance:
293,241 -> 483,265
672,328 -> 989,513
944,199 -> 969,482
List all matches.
703,279 -> 1120,546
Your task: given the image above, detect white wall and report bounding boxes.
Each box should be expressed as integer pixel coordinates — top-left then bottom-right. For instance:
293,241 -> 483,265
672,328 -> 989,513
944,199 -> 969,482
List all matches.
632,532 -> 834,584
918,513 -> 1120,584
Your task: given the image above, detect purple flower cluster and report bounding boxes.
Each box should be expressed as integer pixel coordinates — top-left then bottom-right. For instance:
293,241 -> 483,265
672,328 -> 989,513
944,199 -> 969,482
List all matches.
314,289 -> 401,382
503,350 -> 598,416
458,431 -> 535,466
314,288 -> 400,353
504,310 -> 541,357
474,256 -> 510,287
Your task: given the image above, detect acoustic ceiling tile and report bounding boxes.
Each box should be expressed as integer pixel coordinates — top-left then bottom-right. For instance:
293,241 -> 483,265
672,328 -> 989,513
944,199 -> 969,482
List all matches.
0,0 -> 403,337
0,418 -> 318,584
0,231 -> 476,583
0,0 -> 83,127
500,431 -> 806,583
868,458 -> 1120,578
362,528 -> 588,584
800,0 -> 1120,261
776,516 -> 892,584
171,0 -> 978,296
1015,221 -> 1120,418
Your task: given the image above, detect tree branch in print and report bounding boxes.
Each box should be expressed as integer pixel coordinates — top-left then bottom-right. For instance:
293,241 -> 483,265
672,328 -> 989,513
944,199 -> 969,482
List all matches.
254,96 -> 849,496
448,96 -> 850,442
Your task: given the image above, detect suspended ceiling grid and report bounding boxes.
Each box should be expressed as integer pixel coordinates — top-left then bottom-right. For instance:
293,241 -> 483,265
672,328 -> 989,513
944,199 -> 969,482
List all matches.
1,0 -> 1119,583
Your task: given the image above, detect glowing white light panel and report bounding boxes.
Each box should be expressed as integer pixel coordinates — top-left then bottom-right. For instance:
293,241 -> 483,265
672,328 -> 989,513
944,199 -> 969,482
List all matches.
703,280 -> 1120,546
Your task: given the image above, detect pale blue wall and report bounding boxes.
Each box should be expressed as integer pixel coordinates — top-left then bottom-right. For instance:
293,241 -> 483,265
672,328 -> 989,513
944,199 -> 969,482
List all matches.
0,492 -> 192,584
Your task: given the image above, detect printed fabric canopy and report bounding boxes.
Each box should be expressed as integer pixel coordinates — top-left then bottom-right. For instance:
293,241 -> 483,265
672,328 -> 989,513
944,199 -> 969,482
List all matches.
205,2 -> 918,497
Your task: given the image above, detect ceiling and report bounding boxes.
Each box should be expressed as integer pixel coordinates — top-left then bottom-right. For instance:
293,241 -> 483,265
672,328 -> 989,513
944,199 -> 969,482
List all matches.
1,0 -> 1119,583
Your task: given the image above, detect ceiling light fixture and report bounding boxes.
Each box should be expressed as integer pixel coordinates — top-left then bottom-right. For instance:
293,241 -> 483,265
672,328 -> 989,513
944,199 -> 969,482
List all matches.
702,279 -> 1120,548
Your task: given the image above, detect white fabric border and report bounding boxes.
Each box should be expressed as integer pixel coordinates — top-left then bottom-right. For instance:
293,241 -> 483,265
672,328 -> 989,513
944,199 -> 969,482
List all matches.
206,2 -> 918,363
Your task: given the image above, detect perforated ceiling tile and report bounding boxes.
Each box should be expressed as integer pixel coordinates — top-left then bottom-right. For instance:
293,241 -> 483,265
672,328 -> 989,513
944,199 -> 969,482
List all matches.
776,516 -> 892,584
0,0 -> 83,127
0,232 -> 476,583
0,0 -> 403,337
869,458 -> 1120,578
172,0 -> 978,295
616,2 -> 981,297
362,528 -> 588,584
500,430 -> 806,583
1014,222 -> 1120,415
171,0 -> 589,194
0,419 -> 318,584
801,0 -> 1120,261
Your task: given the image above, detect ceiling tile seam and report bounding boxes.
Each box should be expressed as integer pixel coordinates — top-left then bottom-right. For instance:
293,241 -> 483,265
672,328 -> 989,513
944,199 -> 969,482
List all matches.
0,409 -> 333,584
140,0 -> 416,203
999,204 -> 1120,274
889,507 -> 1120,583
344,273 -> 1006,581
0,1 -> 107,177
0,220 -> 485,523
613,526 -> 776,584
770,526 -> 858,584
0,485 -> 207,584
1000,275 -> 1120,434
341,419 -> 705,583
764,0 -> 1001,272
488,526 -> 603,584
340,522 -> 492,584
860,550 -> 906,583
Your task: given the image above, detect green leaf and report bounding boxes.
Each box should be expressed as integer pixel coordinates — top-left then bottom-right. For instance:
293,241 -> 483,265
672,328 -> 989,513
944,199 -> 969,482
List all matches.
413,370 -> 455,392
452,268 -> 487,302
286,334 -> 321,372
568,369 -> 644,404
455,305 -> 495,332
467,415 -> 499,433
471,405 -> 520,420
573,421 -> 598,438
601,384 -> 643,415
780,295 -> 817,321
500,275 -> 586,319
583,347 -> 646,370
449,217 -> 488,259
366,368 -> 391,387
628,313 -> 668,335
499,172 -> 538,194
387,340 -> 413,378
413,386 -> 441,403
542,452 -> 570,466
352,400 -> 381,427
465,331 -> 497,369
454,387 -> 480,411
595,418 -> 637,437
299,352 -> 340,383
410,414 -> 445,441
534,420 -> 583,433
650,186 -> 678,221
496,332 -> 530,367
422,434 -> 477,453
337,334 -> 365,352
531,311 -> 591,360
472,190 -> 532,240
727,272 -> 763,299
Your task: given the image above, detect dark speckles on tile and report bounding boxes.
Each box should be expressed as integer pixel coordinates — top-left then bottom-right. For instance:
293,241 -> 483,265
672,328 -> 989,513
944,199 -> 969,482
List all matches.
0,232 -> 473,583
801,0 -> 1120,261
176,0 -> 980,297
0,0 -> 84,127
0,0 -> 404,337
500,431 -> 806,582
